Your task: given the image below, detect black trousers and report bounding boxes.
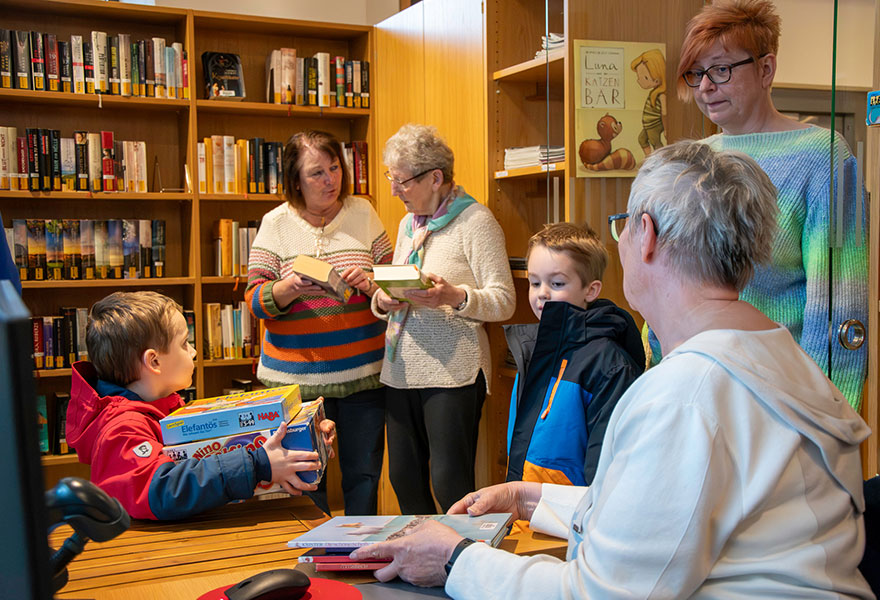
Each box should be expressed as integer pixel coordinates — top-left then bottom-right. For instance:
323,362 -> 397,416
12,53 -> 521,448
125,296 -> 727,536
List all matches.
385,371 -> 486,514
307,385 -> 385,516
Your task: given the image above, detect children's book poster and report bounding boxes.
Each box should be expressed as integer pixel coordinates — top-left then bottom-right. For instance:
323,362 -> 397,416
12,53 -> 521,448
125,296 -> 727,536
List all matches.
575,40 -> 667,178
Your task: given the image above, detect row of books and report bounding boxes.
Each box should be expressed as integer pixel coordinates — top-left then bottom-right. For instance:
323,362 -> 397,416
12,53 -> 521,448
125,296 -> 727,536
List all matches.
0,127 -> 148,193
198,136 -> 284,195
37,392 -> 73,455
203,301 -> 262,360
265,49 -> 370,109
7,218 -> 166,281
0,29 -> 187,99
213,218 -> 259,277
32,309 -> 88,371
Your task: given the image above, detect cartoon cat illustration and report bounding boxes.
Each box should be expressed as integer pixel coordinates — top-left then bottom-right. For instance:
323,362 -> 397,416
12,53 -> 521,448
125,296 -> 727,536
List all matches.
578,114 -> 636,171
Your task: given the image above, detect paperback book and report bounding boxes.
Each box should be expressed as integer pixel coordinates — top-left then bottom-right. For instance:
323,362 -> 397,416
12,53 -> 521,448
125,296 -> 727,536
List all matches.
372,264 -> 434,302
291,254 -> 353,304
287,513 -> 514,550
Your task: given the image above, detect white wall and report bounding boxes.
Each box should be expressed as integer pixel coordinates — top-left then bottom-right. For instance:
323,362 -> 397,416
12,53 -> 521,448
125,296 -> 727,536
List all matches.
135,0 -> 399,25
773,0 -> 876,89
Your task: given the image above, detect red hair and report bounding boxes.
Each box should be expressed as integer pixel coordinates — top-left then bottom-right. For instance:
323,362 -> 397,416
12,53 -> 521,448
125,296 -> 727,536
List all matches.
676,0 -> 781,101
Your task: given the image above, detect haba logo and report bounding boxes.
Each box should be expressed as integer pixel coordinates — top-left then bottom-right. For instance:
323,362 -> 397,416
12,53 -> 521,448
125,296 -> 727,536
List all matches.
133,441 -> 153,458
257,411 -> 280,421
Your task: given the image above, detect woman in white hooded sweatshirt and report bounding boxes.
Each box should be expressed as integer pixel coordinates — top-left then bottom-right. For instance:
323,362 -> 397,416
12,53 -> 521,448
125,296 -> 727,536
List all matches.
350,141 -> 874,600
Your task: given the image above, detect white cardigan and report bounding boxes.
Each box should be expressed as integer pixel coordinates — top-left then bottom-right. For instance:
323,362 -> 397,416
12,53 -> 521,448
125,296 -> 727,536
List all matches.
372,201 -> 515,391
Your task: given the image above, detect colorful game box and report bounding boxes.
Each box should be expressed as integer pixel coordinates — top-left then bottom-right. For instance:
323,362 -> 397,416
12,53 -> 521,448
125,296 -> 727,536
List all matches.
159,384 -> 302,445
162,399 -> 328,490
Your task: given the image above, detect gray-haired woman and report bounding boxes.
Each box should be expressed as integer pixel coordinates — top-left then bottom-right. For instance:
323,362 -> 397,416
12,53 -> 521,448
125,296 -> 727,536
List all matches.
372,124 -> 515,513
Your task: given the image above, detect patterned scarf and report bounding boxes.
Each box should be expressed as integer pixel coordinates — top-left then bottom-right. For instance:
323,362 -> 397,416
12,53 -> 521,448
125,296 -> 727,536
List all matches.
385,185 -> 476,361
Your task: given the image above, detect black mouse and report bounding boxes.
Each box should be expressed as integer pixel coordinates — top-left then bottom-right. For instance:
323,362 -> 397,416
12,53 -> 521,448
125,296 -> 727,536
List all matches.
224,568 -> 311,600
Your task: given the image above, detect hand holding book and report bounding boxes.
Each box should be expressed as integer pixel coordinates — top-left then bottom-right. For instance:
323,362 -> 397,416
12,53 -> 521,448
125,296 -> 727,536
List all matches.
403,272 -> 467,310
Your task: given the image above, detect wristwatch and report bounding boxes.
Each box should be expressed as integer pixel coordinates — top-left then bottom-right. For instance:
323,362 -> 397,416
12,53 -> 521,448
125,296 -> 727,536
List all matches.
454,290 -> 468,311
445,538 -> 477,575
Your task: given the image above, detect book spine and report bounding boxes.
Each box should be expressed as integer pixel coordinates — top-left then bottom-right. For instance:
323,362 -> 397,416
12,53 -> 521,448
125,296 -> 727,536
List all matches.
60,137 -> 75,191
29,31 -> 45,91
143,39 -> 154,97
12,219 -> 27,281
164,46 -> 176,99
294,57 -> 304,105
334,55 -> 344,108
5,126 -> 17,189
61,219 -> 81,279
80,219 -> 95,279
113,139 -> 123,188
254,138 -> 265,193
152,219 -> 165,278
100,130 -> 115,192
306,57 -> 317,106
13,31 -> 31,90
55,393 -> 70,453
45,218 -> 62,280
231,220 -> 239,277
0,127 -> 8,190
61,307 -> 77,366
352,60 -> 361,109
132,41 -> 142,96
119,33 -> 131,97
314,562 -> 387,571
71,35 -> 85,94
91,31 -> 108,93
280,48 -> 295,105
344,60 -> 353,108
138,219 -> 151,278
26,219 -> 46,280
87,132 -> 101,192
49,129 -> 61,191
107,219 -> 123,279
223,135 -> 235,193
32,317 -> 44,369
75,307 -> 88,360
181,49 -> 189,100
197,141 -> 206,193
16,136 -> 27,190
265,142 -> 277,195
58,40 -> 71,93
93,219 -> 108,278
44,33 -> 58,92
38,128 -> 51,191
73,132 -> 88,191
172,42 -> 183,98
83,40 -> 95,94
315,52 -> 330,107
122,218 -> 139,278
211,135 -> 224,194
152,37 -> 165,98
108,35 -> 119,95
135,140 -> 147,192
361,60 -> 370,109
0,30 -> 12,88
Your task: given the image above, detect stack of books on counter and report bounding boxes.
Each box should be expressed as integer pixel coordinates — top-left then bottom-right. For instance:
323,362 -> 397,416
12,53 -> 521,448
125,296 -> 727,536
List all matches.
503,145 -> 565,170
158,385 -> 330,495
289,513 -> 514,571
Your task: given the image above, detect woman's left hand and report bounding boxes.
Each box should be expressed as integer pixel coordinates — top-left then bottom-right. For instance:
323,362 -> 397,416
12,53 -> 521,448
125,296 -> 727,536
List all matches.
341,266 -> 375,295
405,272 -> 466,309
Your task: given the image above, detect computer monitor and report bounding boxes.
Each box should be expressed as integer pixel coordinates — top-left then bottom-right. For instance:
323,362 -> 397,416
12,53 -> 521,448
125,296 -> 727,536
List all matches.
0,280 -> 52,599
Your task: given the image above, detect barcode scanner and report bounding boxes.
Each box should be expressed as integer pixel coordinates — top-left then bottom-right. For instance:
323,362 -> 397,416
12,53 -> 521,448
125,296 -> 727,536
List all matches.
46,476 -> 130,593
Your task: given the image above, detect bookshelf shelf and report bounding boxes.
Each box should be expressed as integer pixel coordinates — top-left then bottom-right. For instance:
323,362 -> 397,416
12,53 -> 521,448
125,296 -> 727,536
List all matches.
195,100 -> 370,119
41,453 -> 81,466
0,88 -> 190,111
0,191 -> 193,201
494,162 -> 565,180
201,276 -> 248,285
199,193 -> 283,202
511,269 -> 528,279
22,277 -> 195,289
203,358 -> 258,368
34,368 -> 73,378
492,50 -> 564,84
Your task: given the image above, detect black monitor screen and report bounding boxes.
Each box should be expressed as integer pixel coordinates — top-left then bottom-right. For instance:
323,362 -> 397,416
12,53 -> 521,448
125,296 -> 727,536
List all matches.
0,280 -> 52,599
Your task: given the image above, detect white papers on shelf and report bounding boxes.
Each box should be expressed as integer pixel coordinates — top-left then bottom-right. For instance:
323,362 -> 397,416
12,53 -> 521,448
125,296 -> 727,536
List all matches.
503,145 -> 565,170
535,33 -> 564,57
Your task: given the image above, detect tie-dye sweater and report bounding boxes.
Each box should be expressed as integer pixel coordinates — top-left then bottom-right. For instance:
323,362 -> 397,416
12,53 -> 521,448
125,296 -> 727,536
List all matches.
246,196 -> 393,399
650,125 -> 868,410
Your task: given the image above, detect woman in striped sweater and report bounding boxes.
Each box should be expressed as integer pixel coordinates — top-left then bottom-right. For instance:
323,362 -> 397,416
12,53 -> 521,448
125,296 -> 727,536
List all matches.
246,130 -> 392,516
658,0 -> 868,409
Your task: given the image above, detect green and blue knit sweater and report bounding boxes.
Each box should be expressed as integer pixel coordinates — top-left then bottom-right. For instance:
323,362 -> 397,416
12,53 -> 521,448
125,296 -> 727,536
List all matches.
650,125 -> 868,410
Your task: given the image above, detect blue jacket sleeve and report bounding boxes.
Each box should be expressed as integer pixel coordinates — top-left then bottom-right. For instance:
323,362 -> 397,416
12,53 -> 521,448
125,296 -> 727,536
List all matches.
147,447 -> 270,520
0,212 -> 21,294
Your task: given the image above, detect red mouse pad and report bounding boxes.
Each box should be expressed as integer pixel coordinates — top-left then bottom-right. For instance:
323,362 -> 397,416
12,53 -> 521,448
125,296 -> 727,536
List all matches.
197,577 -> 362,600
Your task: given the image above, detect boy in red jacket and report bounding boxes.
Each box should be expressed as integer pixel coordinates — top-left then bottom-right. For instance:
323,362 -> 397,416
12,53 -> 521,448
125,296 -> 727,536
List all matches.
66,291 -> 335,520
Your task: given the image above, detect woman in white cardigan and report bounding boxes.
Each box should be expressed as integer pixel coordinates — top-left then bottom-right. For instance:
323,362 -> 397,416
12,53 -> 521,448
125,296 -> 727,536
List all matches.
373,123 -> 515,513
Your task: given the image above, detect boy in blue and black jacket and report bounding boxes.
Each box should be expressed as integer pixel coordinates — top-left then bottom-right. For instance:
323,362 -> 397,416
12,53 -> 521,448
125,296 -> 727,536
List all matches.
505,223 -> 644,486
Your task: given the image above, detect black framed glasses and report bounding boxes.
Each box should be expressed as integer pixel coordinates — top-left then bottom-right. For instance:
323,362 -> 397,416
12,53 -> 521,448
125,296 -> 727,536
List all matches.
682,55 -> 765,87
608,213 -> 629,242
383,168 -> 436,187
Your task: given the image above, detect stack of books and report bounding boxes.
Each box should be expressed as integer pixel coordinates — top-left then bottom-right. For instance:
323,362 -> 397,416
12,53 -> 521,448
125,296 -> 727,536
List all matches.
160,386 -> 330,495
289,513 -> 514,571
503,145 -> 565,170
535,32 -> 564,58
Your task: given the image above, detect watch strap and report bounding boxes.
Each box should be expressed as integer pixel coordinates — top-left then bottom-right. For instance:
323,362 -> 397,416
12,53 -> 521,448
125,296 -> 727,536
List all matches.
445,537 -> 477,575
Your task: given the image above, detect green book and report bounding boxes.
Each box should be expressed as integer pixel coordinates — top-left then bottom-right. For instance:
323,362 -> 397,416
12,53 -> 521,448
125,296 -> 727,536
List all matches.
372,264 -> 434,302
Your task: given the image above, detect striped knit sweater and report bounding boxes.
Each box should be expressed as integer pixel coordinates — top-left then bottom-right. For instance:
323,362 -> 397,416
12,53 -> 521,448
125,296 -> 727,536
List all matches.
246,196 -> 393,399
650,125 -> 868,410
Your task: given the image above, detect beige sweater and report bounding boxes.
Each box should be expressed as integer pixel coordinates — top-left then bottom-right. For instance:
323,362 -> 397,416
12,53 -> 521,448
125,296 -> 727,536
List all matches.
372,201 -> 516,392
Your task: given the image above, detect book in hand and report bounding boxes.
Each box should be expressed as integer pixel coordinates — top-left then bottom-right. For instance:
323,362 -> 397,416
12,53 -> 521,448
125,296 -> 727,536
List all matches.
287,513 -> 514,550
291,254 -> 353,304
202,51 -> 245,100
297,548 -> 391,571
371,264 -> 434,302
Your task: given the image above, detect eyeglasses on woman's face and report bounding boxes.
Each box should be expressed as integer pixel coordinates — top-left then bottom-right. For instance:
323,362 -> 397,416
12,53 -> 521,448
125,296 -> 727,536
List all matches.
384,168 -> 436,189
682,55 -> 765,87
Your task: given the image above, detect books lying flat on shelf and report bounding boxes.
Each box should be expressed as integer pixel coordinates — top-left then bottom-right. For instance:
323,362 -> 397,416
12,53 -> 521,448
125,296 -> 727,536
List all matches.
202,51 -> 245,100
535,32 -> 564,58
292,254 -> 354,304
163,398 -> 328,489
371,264 -> 434,302
503,145 -> 565,170
287,513 -> 514,550
159,384 -> 302,445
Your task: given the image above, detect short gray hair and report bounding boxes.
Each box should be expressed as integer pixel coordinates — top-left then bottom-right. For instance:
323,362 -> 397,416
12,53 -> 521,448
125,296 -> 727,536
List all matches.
627,140 -> 778,291
383,123 -> 454,183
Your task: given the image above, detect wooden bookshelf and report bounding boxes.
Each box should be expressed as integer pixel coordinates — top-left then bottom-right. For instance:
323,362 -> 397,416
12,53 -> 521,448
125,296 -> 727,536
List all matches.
2,0 -> 374,482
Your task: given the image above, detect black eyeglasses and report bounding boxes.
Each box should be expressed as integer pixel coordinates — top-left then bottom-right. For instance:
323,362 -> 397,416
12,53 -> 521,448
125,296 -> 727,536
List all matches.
384,168 -> 436,187
608,212 -> 659,242
682,55 -> 765,87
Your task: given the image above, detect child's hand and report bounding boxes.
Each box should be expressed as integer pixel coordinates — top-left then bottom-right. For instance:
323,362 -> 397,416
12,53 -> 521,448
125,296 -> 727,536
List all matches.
263,420 -> 322,496
313,401 -> 337,459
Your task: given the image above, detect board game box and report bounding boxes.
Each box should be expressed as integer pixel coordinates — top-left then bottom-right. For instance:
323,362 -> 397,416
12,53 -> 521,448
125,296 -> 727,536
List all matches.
159,384 -> 301,445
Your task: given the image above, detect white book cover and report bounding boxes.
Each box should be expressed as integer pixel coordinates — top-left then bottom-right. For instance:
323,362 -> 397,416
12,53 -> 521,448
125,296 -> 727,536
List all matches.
220,304 -> 234,358
152,37 -> 166,98
119,33 -> 131,96
238,226 -> 249,276
164,46 -> 176,99
352,60 -> 362,108
281,48 -> 295,105
233,143 -> 241,194
172,42 -> 183,96
123,141 -> 136,192
314,52 -> 330,107
87,132 -> 102,192
71,35 -> 85,94
60,137 -> 75,192
197,142 -> 206,193
5,127 -> 17,187
0,128 -> 9,190
135,141 -> 147,193
211,135 -> 224,194
91,31 -> 108,93
265,49 -> 280,104
223,135 -> 235,193
295,57 -> 305,106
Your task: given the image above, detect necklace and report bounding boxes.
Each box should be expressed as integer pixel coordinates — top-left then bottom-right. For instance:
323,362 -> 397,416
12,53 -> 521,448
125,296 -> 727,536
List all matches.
314,217 -> 327,258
